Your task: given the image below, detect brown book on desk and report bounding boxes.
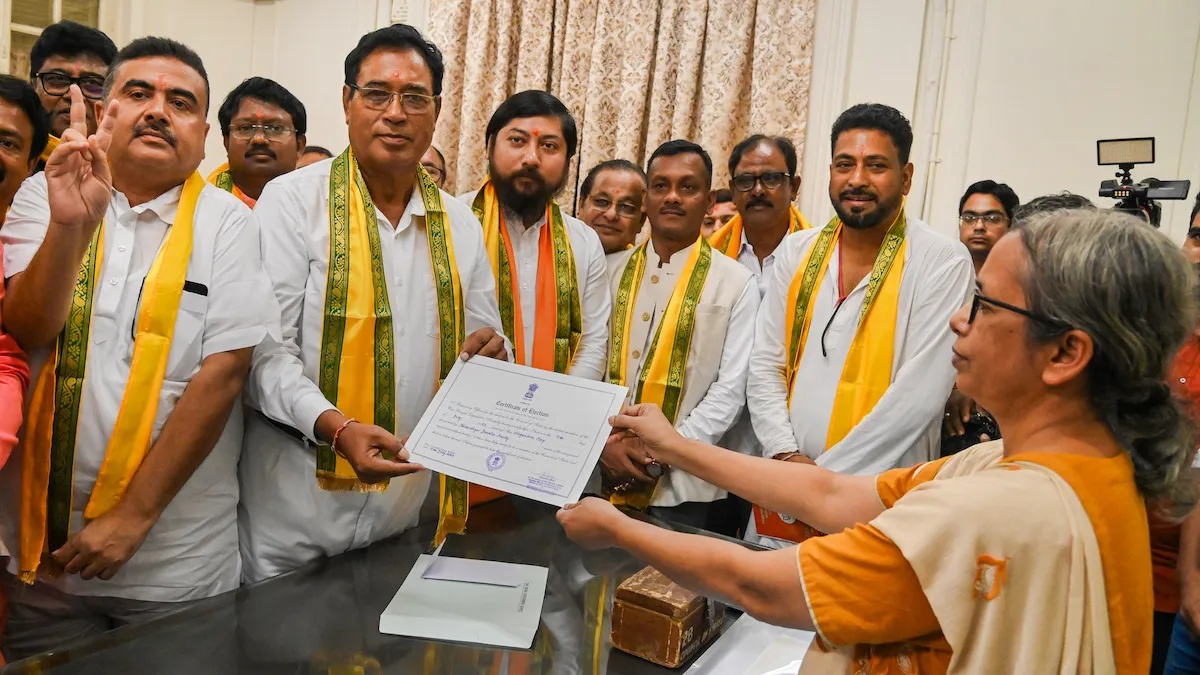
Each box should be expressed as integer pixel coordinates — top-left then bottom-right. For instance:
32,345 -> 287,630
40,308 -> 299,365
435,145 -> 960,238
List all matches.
610,566 -> 725,667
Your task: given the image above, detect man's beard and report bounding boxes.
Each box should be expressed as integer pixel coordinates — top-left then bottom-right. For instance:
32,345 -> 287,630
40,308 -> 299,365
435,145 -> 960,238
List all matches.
490,161 -> 566,221
832,189 -> 903,230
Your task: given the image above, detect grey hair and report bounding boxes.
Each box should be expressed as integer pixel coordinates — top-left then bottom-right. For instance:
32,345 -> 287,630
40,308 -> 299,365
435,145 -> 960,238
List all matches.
1018,209 -> 1198,500
1012,192 -> 1096,224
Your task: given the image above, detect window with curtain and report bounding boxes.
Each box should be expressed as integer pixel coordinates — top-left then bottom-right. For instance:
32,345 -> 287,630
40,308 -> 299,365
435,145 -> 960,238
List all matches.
5,0 -> 101,77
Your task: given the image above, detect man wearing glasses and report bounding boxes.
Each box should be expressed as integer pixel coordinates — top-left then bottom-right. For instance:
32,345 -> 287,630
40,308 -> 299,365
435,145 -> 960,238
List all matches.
957,180 -> 1019,275
745,104 -> 973,548
576,159 -> 647,257
208,77 -> 307,208
240,25 -> 510,583
709,135 -> 812,294
27,20 -> 117,170
420,144 -> 446,189
942,180 -> 1019,447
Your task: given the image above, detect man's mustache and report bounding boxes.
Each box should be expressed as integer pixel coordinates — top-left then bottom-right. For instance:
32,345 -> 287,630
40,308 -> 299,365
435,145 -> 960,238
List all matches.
133,120 -> 177,147
747,196 -> 773,209
245,144 -> 277,160
839,189 -> 876,201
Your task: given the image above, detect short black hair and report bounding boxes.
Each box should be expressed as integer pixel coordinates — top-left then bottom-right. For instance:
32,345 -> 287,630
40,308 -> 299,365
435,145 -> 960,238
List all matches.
344,24 -> 445,96
958,180 -> 1020,220
485,90 -> 578,159
728,135 -> 797,177
29,21 -> 116,79
578,159 -> 646,202
831,103 -> 914,164
1190,191 -> 1200,226
303,145 -> 333,159
103,37 -> 210,114
427,145 -> 446,169
0,75 -> 49,161
1013,192 -> 1096,223
646,140 -> 713,188
217,77 -> 307,137
714,188 -> 733,204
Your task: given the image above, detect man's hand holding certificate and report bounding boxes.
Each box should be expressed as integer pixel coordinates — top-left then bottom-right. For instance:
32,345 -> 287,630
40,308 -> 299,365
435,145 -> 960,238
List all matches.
405,358 -> 628,506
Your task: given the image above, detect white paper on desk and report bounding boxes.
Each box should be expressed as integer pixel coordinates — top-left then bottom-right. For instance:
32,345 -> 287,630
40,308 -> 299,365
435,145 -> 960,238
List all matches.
405,357 -> 628,507
379,554 -> 549,649
687,613 -> 814,675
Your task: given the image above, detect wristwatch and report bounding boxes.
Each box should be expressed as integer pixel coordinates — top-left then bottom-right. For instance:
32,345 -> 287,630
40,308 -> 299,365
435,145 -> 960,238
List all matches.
644,460 -> 664,479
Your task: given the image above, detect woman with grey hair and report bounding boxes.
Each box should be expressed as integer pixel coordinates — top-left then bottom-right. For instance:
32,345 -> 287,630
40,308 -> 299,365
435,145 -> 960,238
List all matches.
558,208 -> 1195,673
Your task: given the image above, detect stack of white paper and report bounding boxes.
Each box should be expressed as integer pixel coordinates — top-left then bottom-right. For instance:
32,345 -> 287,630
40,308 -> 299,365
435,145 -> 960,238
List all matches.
378,554 -> 549,649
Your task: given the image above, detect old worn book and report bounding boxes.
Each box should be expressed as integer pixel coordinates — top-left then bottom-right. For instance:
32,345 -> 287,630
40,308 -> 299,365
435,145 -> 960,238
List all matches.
610,566 -> 725,667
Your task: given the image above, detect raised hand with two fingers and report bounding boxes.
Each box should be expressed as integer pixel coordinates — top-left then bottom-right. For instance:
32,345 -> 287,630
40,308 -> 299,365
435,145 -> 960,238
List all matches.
44,84 -> 119,232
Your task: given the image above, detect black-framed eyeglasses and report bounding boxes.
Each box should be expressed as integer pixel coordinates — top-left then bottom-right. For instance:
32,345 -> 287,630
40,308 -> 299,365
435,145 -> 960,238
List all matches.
960,213 -> 1008,225
587,195 -> 641,219
970,292 -> 1064,328
36,72 -> 105,100
346,84 -> 436,114
421,163 -> 444,180
732,171 -> 791,192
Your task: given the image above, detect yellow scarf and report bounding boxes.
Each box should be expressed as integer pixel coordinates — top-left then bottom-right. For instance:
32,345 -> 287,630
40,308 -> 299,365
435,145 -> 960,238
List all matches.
707,205 -> 811,258
38,134 -> 61,164
470,180 -> 581,372
316,148 -> 463,495
606,236 -> 713,510
205,163 -> 255,208
19,172 -> 205,582
753,209 -> 906,543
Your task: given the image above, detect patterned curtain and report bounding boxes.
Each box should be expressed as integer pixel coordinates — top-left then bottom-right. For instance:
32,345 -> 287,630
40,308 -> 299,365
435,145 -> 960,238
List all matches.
428,0 -> 815,209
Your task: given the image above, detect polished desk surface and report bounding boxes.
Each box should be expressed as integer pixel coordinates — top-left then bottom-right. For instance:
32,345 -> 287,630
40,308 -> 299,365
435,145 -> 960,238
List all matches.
4,498 -> 746,674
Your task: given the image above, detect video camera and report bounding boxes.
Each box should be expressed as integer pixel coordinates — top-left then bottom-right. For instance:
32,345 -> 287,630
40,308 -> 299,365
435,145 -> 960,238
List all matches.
1097,137 -> 1190,228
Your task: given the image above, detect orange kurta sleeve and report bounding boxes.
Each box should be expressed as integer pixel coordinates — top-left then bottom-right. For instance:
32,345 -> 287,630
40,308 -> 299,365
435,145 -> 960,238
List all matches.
798,522 -> 941,646
875,455 -> 954,508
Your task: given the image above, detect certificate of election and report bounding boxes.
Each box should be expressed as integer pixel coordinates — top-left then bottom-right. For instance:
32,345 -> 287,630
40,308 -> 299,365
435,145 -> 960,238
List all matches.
405,357 -> 629,507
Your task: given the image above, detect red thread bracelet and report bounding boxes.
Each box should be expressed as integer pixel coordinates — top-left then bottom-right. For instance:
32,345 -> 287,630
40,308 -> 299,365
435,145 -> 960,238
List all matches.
331,417 -> 358,457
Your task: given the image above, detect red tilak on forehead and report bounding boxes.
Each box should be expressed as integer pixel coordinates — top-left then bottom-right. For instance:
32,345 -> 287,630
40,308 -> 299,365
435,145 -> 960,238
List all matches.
255,111 -> 263,121
532,130 -> 540,138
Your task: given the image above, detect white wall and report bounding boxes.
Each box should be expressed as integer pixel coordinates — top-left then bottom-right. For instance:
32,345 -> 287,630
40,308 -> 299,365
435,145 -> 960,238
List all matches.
801,0 -> 1200,243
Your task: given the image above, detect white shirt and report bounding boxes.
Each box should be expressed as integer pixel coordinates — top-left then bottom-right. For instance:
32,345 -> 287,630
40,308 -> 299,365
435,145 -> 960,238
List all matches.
240,159 -> 508,583
0,173 -> 280,602
607,241 -> 758,505
735,228 -> 781,298
459,191 -> 610,379
717,228 -> 789,458
748,215 -> 974,475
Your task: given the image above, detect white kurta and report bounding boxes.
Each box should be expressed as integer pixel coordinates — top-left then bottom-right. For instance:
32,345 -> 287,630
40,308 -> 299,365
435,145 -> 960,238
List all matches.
458,191 -> 611,380
241,160 -> 507,583
0,173 -> 280,602
606,241 -> 758,506
748,215 -> 974,474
